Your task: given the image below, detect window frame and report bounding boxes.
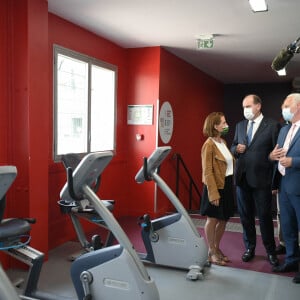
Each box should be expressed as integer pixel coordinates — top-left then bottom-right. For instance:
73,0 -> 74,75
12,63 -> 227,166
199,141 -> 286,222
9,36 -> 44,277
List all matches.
53,45 -> 117,162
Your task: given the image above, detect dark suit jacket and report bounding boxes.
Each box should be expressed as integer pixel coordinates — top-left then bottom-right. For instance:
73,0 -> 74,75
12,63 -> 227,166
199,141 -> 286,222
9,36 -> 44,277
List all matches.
272,123 -> 300,194
230,117 -> 280,188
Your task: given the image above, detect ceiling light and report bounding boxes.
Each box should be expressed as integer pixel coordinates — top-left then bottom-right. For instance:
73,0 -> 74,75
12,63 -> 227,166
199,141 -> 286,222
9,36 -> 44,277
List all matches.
249,0 -> 268,12
277,68 -> 286,76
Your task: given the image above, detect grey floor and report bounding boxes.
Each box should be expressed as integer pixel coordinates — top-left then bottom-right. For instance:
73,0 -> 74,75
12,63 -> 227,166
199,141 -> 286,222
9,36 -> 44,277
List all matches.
7,241 -> 299,300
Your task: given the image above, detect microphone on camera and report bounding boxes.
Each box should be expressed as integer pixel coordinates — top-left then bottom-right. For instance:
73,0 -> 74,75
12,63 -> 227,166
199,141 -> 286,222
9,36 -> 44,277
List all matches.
271,37 -> 300,71
271,48 -> 294,71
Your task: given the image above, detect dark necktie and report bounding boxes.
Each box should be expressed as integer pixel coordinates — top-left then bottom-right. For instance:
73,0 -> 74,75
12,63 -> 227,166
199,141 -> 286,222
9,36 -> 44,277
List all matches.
247,121 -> 254,145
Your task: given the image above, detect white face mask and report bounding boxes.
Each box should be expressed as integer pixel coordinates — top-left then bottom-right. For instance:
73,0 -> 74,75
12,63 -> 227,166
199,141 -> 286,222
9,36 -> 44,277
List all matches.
282,107 -> 295,122
244,107 -> 254,120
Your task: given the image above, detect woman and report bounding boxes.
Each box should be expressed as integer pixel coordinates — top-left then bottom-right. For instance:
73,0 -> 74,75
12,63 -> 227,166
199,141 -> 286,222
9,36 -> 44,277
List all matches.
200,112 -> 234,266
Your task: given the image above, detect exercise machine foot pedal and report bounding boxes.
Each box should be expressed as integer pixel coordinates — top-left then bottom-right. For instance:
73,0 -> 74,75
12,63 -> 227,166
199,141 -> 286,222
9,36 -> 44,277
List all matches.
186,265 -> 204,281
80,271 -> 93,300
91,234 -> 103,250
138,214 -> 152,232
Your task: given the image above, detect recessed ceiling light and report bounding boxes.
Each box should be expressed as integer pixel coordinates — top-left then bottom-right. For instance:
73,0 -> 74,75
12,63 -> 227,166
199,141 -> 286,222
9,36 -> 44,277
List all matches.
249,0 -> 268,12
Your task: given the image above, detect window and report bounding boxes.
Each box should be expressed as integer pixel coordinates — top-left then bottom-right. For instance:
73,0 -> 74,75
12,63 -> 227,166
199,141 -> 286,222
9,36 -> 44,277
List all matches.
53,45 -> 117,161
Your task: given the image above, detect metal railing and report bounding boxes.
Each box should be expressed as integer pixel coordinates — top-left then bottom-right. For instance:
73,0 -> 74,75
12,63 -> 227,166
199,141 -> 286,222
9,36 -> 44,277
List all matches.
172,153 -> 202,210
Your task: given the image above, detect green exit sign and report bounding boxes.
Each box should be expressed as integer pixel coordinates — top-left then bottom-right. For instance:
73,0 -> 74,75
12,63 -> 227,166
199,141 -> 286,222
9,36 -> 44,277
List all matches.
197,39 -> 214,49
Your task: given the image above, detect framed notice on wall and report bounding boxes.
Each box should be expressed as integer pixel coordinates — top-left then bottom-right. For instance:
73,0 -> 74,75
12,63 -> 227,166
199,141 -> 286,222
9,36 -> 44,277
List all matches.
127,105 -> 153,125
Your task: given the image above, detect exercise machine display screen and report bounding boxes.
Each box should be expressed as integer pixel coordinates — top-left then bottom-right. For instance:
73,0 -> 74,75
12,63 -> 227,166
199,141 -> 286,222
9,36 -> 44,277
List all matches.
135,146 -> 171,183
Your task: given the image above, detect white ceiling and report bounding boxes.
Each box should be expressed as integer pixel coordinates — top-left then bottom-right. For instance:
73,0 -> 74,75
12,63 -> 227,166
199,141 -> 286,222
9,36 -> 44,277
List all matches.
48,0 -> 300,84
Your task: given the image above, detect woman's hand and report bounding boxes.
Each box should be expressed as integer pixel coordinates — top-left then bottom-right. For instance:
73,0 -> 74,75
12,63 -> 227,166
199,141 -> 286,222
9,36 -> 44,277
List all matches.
211,199 -> 220,206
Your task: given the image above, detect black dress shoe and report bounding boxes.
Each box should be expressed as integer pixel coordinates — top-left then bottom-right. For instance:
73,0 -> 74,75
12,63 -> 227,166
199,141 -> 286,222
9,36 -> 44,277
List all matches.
242,249 -> 255,262
267,254 -> 279,266
293,272 -> 300,284
272,262 -> 298,273
275,244 -> 286,255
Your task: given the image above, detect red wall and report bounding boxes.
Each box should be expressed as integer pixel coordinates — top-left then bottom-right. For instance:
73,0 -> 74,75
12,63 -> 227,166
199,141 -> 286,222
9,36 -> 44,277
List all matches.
0,0 -> 224,268
125,47 -> 160,217
0,0 -> 11,268
0,0 -> 50,266
157,48 -> 224,212
0,0 -> 10,164
48,13 -> 130,248
124,47 -> 224,217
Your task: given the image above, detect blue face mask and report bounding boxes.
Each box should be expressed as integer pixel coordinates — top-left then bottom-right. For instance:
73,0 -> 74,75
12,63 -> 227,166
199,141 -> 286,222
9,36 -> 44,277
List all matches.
282,107 -> 294,122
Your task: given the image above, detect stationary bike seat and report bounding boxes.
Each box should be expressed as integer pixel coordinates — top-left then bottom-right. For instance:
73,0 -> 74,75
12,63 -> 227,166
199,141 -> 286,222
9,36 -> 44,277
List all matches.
0,218 -> 31,240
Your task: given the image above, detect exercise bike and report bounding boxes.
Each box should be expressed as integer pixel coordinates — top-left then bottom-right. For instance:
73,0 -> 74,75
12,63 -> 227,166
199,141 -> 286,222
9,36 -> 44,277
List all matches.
136,146 -> 209,280
58,153 -> 115,259
0,166 -> 49,299
0,152 -> 160,299
0,166 -> 26,300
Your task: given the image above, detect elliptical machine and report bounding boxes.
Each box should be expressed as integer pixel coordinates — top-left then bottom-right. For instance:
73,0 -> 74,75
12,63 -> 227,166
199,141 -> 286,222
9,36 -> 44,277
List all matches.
0,152 -> 160,300
136,146 -> 208,280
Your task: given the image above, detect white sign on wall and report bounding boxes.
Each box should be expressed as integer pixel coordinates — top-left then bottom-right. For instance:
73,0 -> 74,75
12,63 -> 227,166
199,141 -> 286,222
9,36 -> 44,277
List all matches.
127,105 -> 153,125
159,101 -> 173,144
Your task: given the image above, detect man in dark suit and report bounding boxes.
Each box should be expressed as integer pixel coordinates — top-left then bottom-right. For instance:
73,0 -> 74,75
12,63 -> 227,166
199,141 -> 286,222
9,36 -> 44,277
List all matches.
269,93 -> 300,282
231,94 -> 280,267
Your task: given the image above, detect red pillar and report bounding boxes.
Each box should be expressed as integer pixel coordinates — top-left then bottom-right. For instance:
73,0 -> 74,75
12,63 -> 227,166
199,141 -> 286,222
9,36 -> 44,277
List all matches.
1,0 -> 50,267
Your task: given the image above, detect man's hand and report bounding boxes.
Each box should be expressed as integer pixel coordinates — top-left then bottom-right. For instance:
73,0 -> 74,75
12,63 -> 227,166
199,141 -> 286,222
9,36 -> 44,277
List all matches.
279,156 -> 292,168
269,144 -> 286,161
236,143 -> 247,154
